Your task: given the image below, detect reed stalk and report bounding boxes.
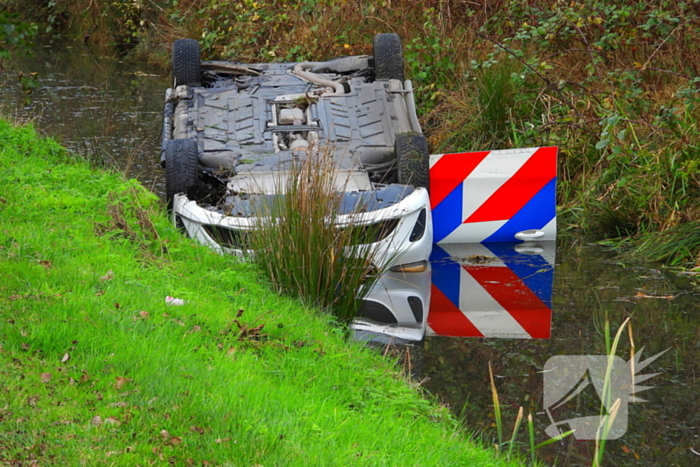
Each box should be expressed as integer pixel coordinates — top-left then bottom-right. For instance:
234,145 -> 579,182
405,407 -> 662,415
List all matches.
593,317 -> 631,467
507,406 -> 524,458
488,361 -> 503,449
528,413 -> 536,466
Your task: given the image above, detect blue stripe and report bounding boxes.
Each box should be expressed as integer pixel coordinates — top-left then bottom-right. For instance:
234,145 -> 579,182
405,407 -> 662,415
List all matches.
432,182 -> 463,243
429,245 -> 462,309
483,177 -> 557,243
482,243 -> 554,308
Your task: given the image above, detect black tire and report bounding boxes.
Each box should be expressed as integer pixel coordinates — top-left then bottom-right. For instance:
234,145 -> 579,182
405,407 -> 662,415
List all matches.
165,139 -> 199,208
373,33 -> 404,81
395,133 -> 429,189
172,39 -> 201,87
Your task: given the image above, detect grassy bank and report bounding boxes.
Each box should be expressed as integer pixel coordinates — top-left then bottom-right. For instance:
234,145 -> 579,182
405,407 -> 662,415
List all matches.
0,119 -> 522,465
8,0 -> 699,268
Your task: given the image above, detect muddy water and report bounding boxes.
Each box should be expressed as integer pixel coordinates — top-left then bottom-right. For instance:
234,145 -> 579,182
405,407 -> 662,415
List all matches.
3,42 -> 698,467
0,40 -> 169,194
419,238 -> 699,466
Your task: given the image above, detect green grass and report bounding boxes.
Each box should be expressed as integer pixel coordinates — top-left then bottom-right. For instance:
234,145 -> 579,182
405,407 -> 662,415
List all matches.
0,119 -> 524,465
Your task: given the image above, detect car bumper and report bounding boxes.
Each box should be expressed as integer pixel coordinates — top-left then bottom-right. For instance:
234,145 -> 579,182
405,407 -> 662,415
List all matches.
171,187 -> 433,269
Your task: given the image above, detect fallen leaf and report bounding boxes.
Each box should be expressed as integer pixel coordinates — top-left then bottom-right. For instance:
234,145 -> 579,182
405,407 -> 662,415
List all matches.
115,376 -> 131,390
109,402 -> 128,408
114,302 -> 120,310
105,417 -> 121,426
169,436 -> 182,445
40,373 -> 52,383
189,425 -> 205,434
621,445 -> 631,453
138,311 -> 149,319
21,343 -> 29,351
100,270 -> 114,281
39,260 -> 52,270
91,415 -> 103,426
61,353 -> 70,363
95,290 -> 105,296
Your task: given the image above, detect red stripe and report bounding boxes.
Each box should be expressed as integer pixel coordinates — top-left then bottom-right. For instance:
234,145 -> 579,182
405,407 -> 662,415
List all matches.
429,151 -> 490,210
428,284 -> 484,337
464,265 -> 551,338
464,147 -> 557,223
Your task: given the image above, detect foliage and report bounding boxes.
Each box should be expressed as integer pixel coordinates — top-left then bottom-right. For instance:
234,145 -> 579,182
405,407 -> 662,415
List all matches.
0,12 -> 37,68
465,0 -> 700,262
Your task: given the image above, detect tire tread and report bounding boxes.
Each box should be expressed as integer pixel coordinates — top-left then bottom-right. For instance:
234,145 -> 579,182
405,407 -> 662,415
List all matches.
373,33 -> 404,81
395,133 -> 429,189
165,139 -> 199,207
172,39 -> 201,87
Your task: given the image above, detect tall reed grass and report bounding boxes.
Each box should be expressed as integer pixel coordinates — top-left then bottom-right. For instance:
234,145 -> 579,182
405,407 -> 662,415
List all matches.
246,149 -> 385,322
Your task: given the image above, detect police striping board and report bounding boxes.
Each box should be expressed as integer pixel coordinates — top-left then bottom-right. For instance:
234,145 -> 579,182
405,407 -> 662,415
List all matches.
426,242 -> 554,339
430,147 -> 558,244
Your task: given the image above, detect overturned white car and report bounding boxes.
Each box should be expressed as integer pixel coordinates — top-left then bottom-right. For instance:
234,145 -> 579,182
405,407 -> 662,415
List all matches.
161,34 -> 432,272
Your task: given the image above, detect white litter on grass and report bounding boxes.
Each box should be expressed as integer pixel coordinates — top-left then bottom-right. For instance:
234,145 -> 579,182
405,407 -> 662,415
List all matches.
165,296 -> 185,306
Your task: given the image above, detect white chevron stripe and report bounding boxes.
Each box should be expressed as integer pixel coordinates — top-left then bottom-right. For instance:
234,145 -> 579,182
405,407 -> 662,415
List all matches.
457,266 -> 531,338
461,147 -> 538,221
437,220 -> 507,244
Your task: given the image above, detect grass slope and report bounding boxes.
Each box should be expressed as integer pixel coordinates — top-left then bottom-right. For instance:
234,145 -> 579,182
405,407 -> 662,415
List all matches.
0,119 -> 521,466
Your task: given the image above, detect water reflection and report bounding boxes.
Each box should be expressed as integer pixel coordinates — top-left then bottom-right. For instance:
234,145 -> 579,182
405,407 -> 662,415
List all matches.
357,239 -> 699,466
353,265 -> 431,344
354,241 -> 555,341
428,242 -> 554,339
0,40 -> 169,193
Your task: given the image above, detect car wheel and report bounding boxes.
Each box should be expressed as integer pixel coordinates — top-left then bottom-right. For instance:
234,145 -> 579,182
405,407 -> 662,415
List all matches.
373,33 -> 404,81
165,139 -> 199,209
395,133 -> 429,189
172,39 -> 201,87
